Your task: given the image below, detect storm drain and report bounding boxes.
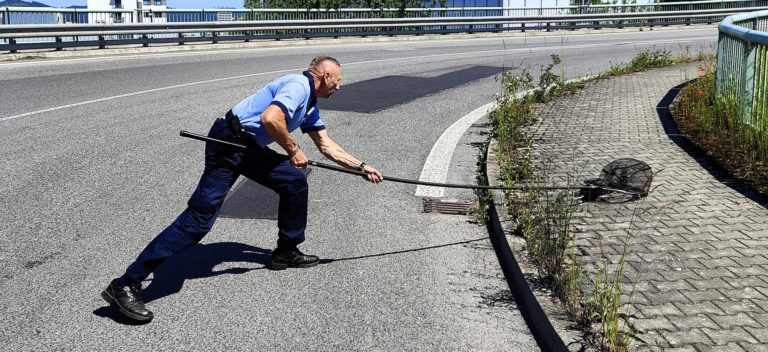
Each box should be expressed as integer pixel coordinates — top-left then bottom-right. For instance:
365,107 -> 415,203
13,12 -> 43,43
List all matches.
422,198 -> 474,215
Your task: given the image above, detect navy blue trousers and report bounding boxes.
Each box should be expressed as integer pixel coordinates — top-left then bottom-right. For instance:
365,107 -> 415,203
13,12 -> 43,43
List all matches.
122,118 -> 308,283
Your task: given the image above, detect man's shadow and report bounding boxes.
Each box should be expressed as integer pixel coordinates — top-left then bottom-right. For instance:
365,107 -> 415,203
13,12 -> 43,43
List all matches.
94,242 -> 271,324
94,238 -> 488,324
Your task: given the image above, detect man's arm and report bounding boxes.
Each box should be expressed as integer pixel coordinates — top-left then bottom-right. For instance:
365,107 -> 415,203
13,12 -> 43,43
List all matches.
307,130 -> 382,183
261,104 -> 307,168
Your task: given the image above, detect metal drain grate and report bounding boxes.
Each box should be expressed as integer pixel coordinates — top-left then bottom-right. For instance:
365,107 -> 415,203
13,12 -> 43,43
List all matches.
422,198 -> 474,215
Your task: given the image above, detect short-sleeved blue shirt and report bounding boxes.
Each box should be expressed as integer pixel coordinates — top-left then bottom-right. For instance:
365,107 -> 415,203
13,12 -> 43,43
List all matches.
230,71 -> 326,147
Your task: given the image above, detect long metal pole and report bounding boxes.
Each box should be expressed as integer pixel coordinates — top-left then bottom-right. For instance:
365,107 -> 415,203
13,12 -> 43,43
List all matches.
179,130 -> 638,195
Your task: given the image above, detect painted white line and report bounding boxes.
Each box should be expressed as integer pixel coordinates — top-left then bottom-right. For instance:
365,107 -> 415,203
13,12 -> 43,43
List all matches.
415,102 -> 497,198
1,37 -> 711,123
0,68 -> 298,122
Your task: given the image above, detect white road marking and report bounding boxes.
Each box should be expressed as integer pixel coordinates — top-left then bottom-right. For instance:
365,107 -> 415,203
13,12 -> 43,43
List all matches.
415,102 -> 497,198
0,69 -> 298,122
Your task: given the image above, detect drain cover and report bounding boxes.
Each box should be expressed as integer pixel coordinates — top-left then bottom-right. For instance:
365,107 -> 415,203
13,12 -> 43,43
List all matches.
422,198 -> 474,215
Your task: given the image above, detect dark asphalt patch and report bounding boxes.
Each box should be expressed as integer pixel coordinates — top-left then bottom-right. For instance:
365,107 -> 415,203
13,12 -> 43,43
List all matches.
219,169 -> 311,219
319,66 -> 502,113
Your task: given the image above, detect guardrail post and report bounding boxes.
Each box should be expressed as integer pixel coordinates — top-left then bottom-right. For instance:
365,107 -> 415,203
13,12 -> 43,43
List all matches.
742,42 -> 756,125
98,35 -> 105,49
178,33 -> 184,45
212,30 -> 218,44
716,34 -> 725,95
9,38 -> 16,53
142,34 -> 149,47
55,37 -> 62,51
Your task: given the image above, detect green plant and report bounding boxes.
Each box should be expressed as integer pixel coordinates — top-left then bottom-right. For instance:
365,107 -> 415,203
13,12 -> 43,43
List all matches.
582,204 -> 647,351
602,48 -> 715,78
469,140 -> 492,224
673,63 -> 768,195
489,55 -> 583,313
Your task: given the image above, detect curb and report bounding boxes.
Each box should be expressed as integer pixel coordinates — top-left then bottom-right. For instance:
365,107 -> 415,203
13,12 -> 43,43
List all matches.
482,138 -> 574,352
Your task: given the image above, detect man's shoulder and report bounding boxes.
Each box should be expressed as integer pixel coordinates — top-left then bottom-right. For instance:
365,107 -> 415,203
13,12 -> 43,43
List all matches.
274,73 -> 310,86
270,73 -> 310,99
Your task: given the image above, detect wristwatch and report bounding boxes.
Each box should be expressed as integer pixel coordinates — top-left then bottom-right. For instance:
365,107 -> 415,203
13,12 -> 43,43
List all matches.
288,144 -> 300,158
357,162 -> 366,172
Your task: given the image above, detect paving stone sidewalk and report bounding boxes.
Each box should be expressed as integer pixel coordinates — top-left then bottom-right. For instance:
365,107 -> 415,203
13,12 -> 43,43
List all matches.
522,64 -> 768,351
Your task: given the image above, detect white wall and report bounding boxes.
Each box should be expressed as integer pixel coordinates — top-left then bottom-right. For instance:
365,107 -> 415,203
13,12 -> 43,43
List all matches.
86,0 -> 112,9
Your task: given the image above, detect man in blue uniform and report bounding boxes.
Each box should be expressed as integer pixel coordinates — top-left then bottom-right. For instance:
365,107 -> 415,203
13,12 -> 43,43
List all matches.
102,56 -> 382,322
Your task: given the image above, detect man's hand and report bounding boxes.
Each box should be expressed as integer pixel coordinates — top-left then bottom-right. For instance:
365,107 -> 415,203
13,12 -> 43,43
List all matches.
361,164 -> 383,184
290,149 -> 309,168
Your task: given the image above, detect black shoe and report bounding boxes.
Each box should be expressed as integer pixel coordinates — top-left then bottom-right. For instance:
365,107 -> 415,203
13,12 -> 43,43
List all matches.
268,247 -> 320,270
101,279 -> 154,322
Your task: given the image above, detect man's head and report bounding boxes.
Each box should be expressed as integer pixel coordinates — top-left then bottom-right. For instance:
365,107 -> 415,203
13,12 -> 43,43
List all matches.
308,56 -> 342,99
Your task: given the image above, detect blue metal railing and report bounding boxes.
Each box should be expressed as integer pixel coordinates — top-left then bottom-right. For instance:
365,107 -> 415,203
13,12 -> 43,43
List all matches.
717,10 -> 768,132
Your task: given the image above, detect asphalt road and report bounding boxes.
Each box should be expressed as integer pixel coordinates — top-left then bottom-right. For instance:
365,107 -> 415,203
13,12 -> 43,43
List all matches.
0,26 -> 717,351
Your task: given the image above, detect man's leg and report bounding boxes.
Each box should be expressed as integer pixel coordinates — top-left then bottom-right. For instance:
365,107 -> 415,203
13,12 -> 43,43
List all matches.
121,164 -> 239,283
241,148 -> 317,270
103,119 -> 241,321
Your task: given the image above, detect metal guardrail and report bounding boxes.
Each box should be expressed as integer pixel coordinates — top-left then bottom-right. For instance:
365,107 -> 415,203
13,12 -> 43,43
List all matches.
717,10 -> 768,132
0,4 -> 765,53
2,1 -> 768,24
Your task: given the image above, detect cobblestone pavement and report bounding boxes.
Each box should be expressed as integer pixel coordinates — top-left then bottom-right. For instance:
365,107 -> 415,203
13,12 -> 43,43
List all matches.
524,64 -> 768,351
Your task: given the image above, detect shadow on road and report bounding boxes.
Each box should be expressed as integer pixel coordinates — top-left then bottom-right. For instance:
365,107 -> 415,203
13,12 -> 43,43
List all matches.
319,237 -> 488,264
141,242 -> 272,303
94,238 -> 489,324
320,66 -> 502,113
92,306 -> 152,325
94,242 -> 271,324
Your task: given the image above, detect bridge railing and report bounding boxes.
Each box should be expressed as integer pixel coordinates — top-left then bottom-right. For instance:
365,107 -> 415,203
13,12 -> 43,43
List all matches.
3,1 -> 768,25
717,10 -> 768,133
1,4 -> 767,53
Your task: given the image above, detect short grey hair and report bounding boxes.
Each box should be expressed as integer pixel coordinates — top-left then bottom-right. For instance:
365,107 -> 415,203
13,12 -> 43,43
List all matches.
309,55 -> 341,70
